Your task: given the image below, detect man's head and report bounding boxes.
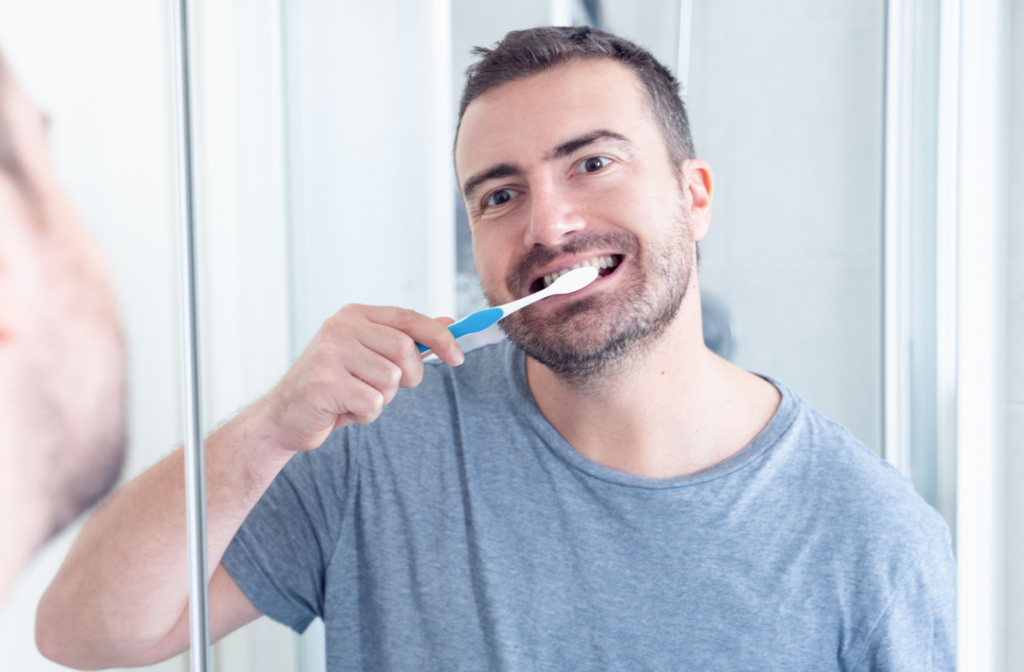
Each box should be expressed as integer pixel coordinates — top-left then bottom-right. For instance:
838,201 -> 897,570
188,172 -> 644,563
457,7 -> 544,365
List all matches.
454,27 -> 712,383
0,51 -> 126,547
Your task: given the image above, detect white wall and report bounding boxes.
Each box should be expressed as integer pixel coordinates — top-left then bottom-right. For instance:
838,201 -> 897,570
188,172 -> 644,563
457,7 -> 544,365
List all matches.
687,0 -> 886,452
0,1 -> 184,670
1005,0 -> 1024,666
285,0 -> 455,354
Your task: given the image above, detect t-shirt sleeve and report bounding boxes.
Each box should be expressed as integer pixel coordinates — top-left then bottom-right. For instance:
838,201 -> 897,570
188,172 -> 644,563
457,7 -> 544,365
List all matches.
221,428 -> 358,633
850,527 -> 957,672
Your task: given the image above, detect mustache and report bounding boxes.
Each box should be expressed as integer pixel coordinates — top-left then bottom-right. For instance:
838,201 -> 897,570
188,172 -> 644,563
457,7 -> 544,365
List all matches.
506,231 -> 640,297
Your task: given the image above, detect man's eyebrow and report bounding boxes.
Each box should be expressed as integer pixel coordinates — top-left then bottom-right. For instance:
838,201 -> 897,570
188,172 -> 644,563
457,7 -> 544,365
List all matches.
547,129 -> 633,161
461,162 -> 522,202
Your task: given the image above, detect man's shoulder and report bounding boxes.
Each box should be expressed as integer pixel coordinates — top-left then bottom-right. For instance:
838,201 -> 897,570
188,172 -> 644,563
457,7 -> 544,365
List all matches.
770,385 -> 951,559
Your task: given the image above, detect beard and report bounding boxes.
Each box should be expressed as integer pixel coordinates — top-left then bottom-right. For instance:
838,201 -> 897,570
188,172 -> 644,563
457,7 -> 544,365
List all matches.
484,208 -> 695,385
24,253 -> 128,539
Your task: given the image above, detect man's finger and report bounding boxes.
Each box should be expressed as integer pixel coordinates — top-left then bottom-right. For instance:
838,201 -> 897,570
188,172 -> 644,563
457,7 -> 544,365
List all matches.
330,376 -> 384,421
341,347 -> 404,405
363,306 -> 463,366
357,322 -> 427,388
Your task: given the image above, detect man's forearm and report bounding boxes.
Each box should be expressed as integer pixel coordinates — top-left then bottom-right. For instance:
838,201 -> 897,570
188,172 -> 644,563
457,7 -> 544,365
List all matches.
36,399 -> 293,667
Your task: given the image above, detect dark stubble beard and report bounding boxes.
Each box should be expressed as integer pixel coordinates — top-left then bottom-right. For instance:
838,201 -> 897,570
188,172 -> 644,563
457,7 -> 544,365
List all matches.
26,256 -> 128,540
485,207 -> 695,386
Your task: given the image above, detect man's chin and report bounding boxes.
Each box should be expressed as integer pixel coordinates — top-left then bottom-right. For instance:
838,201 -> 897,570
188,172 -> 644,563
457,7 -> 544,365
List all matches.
501,300 -> 635,380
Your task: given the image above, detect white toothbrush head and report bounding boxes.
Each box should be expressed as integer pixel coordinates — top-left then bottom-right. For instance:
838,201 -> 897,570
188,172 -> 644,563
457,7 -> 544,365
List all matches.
546,266 -> 600,295
493,265 -> 601,319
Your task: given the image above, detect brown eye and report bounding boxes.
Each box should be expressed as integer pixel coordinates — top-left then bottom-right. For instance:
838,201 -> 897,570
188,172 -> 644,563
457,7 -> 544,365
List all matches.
577,156 -> 611,173
486,188 -> 518,207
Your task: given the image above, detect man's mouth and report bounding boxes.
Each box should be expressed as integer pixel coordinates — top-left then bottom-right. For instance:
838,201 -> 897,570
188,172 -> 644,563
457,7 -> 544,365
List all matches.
528,254 -> 623,294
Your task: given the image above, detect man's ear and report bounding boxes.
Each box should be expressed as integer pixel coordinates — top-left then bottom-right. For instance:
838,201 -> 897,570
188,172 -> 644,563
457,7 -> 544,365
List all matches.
682,159 -> 713,242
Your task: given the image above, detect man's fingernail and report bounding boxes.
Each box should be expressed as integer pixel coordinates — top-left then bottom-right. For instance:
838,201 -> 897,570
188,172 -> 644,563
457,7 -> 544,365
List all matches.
451,349 -> 465,366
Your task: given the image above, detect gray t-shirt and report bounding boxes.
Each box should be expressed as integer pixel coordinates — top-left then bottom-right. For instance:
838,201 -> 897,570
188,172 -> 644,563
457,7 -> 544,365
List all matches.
222,339 -> 955,671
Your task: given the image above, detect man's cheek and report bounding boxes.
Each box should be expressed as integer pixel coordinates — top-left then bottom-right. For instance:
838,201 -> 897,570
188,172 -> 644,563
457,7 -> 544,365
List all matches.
478,272 -> 509,308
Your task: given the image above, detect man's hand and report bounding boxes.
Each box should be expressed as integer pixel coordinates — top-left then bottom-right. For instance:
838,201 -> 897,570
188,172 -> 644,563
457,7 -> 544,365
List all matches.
260,305 -> 463,455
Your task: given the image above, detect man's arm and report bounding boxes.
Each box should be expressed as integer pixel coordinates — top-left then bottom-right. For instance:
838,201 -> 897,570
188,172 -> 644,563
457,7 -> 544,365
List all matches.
36,306 -> 463,669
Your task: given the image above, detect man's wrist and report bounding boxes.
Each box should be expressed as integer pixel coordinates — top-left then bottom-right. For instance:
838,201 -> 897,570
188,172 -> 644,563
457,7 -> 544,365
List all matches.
216,399 -> 297,485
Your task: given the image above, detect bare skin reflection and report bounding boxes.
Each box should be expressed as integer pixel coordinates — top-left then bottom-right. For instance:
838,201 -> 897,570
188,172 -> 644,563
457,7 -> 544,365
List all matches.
0,50 -> 127,604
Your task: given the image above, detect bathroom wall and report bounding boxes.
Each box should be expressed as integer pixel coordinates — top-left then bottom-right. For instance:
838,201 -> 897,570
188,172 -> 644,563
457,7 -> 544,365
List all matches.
687,0 -> 886,452
285,0 -> 456,350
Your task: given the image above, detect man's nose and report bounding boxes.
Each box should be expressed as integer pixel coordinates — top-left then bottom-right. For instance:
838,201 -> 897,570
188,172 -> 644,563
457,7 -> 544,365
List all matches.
524,183 -> 586,248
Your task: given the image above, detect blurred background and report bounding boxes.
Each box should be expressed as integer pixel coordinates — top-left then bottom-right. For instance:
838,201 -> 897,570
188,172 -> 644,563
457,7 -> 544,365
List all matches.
0,0 -> 1018,669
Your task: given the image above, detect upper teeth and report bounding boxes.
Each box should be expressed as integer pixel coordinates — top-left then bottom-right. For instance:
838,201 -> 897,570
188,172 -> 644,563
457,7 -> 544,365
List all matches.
542,255 -> 619,288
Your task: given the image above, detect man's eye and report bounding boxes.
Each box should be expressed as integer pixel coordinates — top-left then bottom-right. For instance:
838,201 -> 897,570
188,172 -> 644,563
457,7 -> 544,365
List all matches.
576,156 -> 612,173
486,189 -> 519,207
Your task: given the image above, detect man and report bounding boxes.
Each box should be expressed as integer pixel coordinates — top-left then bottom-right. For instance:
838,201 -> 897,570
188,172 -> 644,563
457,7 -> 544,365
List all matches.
0,51 -> 127,604
38,27 -> 954,670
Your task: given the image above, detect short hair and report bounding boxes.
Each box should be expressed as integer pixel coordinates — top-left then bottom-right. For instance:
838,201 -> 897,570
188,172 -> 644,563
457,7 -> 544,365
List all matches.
457,26 -> 696,169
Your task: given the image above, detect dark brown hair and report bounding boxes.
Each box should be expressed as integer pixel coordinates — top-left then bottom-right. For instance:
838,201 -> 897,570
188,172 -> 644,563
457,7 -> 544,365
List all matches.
457,26 -> 696,168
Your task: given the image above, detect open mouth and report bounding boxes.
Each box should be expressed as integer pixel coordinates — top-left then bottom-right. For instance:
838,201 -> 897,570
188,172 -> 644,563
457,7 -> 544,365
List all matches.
528,254 -> 623,294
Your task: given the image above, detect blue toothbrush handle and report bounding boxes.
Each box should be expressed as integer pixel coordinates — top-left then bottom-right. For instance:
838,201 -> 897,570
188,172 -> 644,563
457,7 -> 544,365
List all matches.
416,307 -> 505,354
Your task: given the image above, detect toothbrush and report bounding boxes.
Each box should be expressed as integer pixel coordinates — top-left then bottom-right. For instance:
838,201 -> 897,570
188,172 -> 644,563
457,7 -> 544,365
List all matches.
417,265 -> 600,354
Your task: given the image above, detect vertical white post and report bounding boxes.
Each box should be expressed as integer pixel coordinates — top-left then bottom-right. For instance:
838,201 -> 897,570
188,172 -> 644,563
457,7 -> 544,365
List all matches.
170,0 -> 212,670
957,0 -> 1010,668
882,0 -> 914,476
676,0 -> 693,99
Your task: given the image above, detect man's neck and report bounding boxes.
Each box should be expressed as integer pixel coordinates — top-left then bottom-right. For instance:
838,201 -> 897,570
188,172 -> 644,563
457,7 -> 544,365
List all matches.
525,285 -> 781,479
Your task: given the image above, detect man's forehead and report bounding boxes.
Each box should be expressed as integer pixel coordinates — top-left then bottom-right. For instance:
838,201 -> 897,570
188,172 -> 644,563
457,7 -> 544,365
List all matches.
454,59 -> 649,176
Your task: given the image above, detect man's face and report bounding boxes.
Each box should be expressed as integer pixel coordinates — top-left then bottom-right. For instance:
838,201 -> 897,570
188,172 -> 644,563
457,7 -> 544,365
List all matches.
455,59 -> 710,380
0,60 -> 126,534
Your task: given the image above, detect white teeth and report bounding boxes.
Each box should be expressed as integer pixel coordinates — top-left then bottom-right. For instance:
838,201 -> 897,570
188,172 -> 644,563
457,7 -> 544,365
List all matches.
541,255 -> 620,288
